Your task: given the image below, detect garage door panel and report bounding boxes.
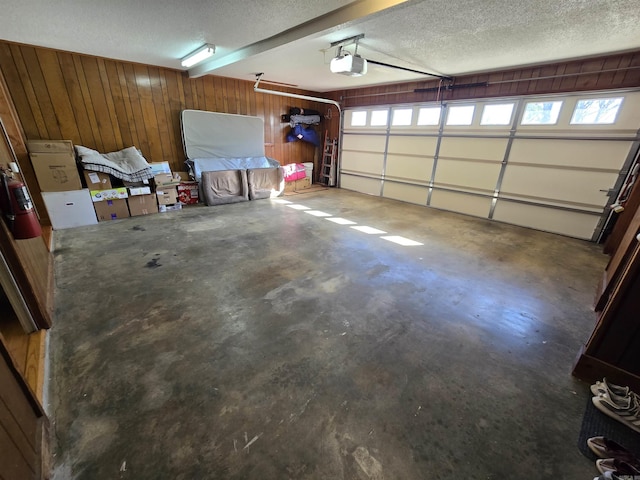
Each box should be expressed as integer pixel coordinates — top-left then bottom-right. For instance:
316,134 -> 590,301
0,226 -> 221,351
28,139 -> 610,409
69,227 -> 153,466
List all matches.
341,175 -> 381,196
500,165 -> 615,206
434,159 -> 502,191
430,190 -> 492,218
385,154 -> 433,181
341,151 -> 385,175
387,136 -> 438,156
341,92 -> 639,239
510,139 -> 631,170
342,134 -> 387,152
493,201 -> 599,239
439,137 -> 509,161
382,182 -> 428,205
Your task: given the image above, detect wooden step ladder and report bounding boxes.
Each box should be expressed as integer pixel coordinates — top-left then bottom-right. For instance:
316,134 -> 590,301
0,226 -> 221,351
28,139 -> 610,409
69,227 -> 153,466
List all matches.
319,133 -> 337,187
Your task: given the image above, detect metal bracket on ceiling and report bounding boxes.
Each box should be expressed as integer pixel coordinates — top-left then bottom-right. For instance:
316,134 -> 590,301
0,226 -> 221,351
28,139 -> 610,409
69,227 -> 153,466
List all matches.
330,34 -> 365,49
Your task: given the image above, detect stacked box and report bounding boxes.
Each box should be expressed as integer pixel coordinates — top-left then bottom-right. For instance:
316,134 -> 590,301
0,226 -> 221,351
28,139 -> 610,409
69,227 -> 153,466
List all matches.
284,177 -> 312,192
177,181 -> 199,205
83,170 -> 112,190
28,139 -> 98,229
156,187 -> 178,205
27,140 -> 82,192
152,162 -> 185,211
128,194 -> 158,216
127,184 -> 157,216
90,187 -> 129,222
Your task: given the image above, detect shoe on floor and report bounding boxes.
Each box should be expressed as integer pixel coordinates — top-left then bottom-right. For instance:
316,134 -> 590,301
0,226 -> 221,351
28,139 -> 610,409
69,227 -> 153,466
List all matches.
591,378 -> 630,400
596,458 -> 640,475
592,395 -> 640,433
594,471 -> 640,480
588,436 -> 640,465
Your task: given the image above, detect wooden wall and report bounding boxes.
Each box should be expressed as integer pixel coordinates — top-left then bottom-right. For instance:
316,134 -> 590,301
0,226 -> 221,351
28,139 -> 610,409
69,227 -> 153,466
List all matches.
327,50 -> 640,110
0,70 -> 53,329
0,41 -> 328,174
0,332 -> 47,480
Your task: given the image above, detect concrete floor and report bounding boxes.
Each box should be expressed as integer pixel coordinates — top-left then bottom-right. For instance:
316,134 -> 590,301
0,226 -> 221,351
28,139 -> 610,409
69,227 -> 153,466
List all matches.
48,188 -> 607,480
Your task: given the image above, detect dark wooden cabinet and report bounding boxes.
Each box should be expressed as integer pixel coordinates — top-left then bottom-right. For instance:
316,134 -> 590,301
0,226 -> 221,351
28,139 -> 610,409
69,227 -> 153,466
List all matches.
573,171 -> 640,391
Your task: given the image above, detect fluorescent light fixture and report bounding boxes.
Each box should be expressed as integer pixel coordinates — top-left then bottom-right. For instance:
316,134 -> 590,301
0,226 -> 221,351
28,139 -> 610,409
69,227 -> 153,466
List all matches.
330,54 -> 367,76
181,44 -> 215,68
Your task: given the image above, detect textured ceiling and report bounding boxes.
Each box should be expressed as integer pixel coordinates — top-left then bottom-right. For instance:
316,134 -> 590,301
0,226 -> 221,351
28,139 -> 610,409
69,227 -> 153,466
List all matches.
1,0 -> 639,93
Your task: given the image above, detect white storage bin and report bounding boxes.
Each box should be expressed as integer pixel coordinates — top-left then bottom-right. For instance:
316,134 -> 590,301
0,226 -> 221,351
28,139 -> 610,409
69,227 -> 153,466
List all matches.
303,162 -> 314,181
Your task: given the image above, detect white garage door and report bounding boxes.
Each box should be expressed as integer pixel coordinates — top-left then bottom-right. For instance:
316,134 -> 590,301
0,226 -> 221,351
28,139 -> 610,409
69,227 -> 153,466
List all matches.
340,92 -> 640,240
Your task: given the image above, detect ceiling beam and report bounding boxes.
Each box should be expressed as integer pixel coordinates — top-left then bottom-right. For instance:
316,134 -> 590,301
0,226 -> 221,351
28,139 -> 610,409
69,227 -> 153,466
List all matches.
188,0 -> 414,78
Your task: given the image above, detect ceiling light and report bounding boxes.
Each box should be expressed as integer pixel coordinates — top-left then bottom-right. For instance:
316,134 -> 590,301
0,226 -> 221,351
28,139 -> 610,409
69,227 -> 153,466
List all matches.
330,54 -> 367,77
329,35 -> 367,77
181,44 -> 215,68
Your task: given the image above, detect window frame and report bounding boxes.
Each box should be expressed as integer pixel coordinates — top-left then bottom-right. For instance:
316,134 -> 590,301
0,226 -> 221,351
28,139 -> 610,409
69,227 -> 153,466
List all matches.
569,97 -> 624,125
520,100 -> 563,126
446,105 -> 476,126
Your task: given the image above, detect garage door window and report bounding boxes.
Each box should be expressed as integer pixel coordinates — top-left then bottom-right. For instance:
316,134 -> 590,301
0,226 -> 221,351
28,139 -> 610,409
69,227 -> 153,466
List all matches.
446,105 -> 475,126
417,107 -> 441,126
481,103 -> 514,125
521,101 -> 563,125
570,98 -> 623,125
351,111 -> 367,126
392,108 -> 413,126
371,110 -> 389,126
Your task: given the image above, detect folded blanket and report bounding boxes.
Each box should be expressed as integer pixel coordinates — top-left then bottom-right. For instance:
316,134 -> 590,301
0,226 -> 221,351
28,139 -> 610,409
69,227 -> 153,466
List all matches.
76,145 -> 153,182
289,114 -> 321,127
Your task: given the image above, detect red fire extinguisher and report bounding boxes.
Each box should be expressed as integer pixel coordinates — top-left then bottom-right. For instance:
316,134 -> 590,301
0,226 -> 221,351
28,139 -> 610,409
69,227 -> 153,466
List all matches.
0,172 -> 42,239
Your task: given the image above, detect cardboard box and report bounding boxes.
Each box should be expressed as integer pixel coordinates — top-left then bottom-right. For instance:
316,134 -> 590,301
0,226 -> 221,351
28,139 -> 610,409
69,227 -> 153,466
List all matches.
123,179 -> 150,187
83,170 -> 112,190
30,152 -> 82,192
41,189 -> 97,229
128,194 -> 158,216
27,139 -> 74,155
149,161 -> 171,175
156,186 -> 178,205
128,186 -> 152,196
94,199 -> 130,221
284,177 -> 312,192
177,182 -> 199,205
159,203 -> 182,213
154,172 -> 181,187
90,188 -> 128,202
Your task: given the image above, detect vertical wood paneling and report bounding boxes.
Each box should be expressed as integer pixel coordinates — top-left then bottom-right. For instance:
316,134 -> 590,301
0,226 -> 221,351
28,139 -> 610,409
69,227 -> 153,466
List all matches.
96,58 -> 124,148
0,45 -> 47,139
0,41 -> 325,176
59,52 -> 97,147
21,46 -> 62,140
73,55 -> 102,150
81,55 -> 117,151
104,60 -> 133,148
